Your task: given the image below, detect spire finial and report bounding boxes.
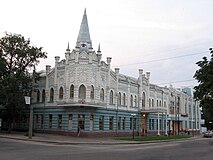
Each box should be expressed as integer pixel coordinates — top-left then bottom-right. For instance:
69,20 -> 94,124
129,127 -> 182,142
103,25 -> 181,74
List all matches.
84,8 -> 86,15
66,42 -> 70,51
98,43 -> 101,52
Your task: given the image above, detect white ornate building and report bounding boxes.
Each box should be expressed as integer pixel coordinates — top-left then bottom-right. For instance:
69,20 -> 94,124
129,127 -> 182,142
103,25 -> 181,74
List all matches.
32,9 -> 201,136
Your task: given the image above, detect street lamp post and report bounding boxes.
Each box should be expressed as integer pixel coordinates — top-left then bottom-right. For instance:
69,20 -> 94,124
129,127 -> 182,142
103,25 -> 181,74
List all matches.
209,121 -> 212,130
25,96 -> 32,139
131,113 -> 136,139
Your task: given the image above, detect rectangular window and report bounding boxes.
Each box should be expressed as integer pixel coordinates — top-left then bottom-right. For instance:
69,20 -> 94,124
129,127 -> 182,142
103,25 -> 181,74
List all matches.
118,117 -> 121,130
130,117 -> 133,130
149,119 -> 151,130
152,119 -> 154,130
185,121 -> 187,129
122,117 -> 126,130
68,114 -> 73,130
156,119 -> 158,130
109,116 -> 113,130
41,114 -> 44,129
90,114 -> 94,131
49,114 -> 52,128
133,118 -> 136,130
160,119 -> 162,130
78,114 -> 85,130
35,114 -> 39,128
58,114 -> 62,129
99,116 -> 104,130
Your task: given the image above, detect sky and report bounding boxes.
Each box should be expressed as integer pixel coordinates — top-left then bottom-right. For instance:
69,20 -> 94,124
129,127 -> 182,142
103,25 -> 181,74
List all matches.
0,0 -> 213,88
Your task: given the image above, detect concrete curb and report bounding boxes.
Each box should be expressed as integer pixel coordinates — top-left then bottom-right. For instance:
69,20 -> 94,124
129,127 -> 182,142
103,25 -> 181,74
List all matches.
0,134 -> 201,145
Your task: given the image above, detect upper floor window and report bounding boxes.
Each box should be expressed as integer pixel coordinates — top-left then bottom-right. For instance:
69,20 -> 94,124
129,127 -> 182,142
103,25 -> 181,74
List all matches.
100,88 -> 104,102
152,99 -> 154,107
59,87 -> 63,99
90,85 -> 94,100
79,84 -> 86,99
37,90 -> 40,102
123,93 -> 126,106
118,92 -> 121,105
50,88 -> 54,102
142,92 -> 146,108
134,95 -> 137,107
42,89 -> 45,102
110,90 -> 113,104
130,95 -> 133,107
70,85 -> 74,99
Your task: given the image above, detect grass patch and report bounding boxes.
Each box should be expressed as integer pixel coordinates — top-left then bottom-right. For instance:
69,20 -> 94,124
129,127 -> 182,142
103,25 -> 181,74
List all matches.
115,135 -> 192,141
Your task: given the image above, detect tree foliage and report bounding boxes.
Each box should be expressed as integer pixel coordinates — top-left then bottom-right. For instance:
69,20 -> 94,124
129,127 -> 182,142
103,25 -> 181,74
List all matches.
0,33 -> 47,131
194,48 -> 213,123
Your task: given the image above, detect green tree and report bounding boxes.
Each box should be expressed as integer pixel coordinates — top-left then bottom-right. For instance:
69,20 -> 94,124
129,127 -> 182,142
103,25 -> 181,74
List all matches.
0,33 -> 47,132
194,48 -> 213,128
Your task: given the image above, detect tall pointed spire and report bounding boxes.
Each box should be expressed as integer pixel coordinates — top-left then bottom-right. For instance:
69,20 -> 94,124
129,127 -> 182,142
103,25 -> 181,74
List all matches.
66,42 -> 70,51
76,8 -> 92,49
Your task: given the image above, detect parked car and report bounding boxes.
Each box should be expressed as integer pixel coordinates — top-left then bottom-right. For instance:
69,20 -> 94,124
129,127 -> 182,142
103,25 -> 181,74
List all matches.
203,131 -> 213,138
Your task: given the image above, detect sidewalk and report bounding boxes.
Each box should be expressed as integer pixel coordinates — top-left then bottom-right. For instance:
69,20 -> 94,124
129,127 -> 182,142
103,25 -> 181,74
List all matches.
0,131 -> 201,145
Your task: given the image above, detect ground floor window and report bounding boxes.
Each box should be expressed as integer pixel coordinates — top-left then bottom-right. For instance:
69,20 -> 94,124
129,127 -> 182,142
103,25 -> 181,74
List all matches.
90,114 -> 94,131
78,114 -> 85,130
109,116 -> 113,130
118,117 -> 121,130
149,119 -> 151,130
99,116 -> 104,131
130,117 -> 133,130
41,114 -> 44,129
35,114 -> 39,128
58,114 -> 62,129
122,117 -> 126,130
133,118 -> 136,130
49,114 -> 52,128
68,114 -> 73,130
152,119 -> 154,130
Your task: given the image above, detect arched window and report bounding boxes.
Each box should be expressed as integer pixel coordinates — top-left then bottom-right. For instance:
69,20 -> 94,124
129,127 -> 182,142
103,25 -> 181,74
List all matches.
42,89 -> 45,102
90,85 -> 94,100
142,92 -> 146,108
59,87 -> 63,99
123,93 -> 126,106
152,99 -> 154,107
50,88 -> 54,102
79,84 -> 86,99
110,90 -> 113,104
70,85 -> 74,99
100,88 -> 104,101
118,92 -> 121,105
135,95 -> 137,107
159,100 -> 161,107
130,95 -> 133,107
157,100 -> 159,107
37,90 -> 40,102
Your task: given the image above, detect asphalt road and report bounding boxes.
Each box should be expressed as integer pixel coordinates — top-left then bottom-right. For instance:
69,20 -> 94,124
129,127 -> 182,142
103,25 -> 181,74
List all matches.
0,138 -> 212,160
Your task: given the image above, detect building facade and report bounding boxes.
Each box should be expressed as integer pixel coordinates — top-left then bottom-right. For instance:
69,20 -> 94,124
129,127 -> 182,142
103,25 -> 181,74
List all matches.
32,10 -> 201,136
